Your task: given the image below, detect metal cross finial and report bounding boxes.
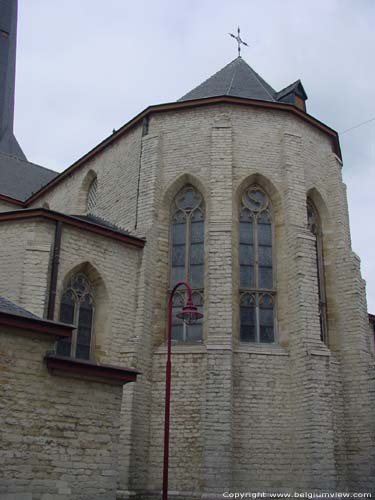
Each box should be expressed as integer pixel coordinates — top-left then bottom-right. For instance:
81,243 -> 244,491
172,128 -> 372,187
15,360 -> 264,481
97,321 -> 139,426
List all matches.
229,26 -> 248,56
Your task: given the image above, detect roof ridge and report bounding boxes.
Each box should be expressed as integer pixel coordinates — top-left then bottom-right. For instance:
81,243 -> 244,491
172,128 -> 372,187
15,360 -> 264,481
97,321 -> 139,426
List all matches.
238,58 -> 276,101
226,61 -> 239,95
178,57 -> 240,101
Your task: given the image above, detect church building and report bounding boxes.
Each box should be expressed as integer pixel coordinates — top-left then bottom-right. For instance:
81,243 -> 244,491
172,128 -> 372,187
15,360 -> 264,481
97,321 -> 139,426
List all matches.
1,1 -> 375,499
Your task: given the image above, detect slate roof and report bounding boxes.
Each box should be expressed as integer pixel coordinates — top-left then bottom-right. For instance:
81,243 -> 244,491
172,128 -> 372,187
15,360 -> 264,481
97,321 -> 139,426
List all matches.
0,151 -> 58,201
179,57 -> 278,102
72,214 -> 134,238
276,79 -> 308,101
0,296 -> 40,320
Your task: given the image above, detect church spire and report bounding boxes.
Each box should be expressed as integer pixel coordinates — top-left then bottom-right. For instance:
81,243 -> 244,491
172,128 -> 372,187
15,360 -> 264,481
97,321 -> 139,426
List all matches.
0,0 -> 26,160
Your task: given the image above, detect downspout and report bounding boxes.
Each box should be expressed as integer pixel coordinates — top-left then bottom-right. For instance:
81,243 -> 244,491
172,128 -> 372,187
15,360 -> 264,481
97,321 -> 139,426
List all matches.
135,117 -> 149,230
47,221 -> 62,320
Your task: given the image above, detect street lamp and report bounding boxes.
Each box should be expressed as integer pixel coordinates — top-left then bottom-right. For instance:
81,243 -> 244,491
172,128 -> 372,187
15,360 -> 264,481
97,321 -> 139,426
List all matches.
162,281 -> 203,500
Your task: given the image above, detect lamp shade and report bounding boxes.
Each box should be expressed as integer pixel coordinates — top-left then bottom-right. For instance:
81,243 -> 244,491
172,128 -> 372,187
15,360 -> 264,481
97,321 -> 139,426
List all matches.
176,303 -> 203,325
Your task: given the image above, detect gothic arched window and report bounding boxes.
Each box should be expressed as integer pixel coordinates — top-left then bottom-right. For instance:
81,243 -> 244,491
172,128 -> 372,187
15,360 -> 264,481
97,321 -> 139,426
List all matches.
307,199 -> 328,345
56,273 -> 94,359
239,185 -> 275,343
170,185 -> 204,342
87,177 -> 97,212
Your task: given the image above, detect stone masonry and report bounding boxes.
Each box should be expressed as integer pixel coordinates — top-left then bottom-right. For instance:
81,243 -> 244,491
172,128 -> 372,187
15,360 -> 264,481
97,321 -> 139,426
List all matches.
1,83 -> 374,498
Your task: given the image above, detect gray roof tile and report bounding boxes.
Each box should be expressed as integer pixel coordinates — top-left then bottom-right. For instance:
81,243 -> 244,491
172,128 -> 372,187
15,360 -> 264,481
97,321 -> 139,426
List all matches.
0,151 -> 58,201
0,296 -> 41,319
71,214 -> 133,237
179,57 -> 277,103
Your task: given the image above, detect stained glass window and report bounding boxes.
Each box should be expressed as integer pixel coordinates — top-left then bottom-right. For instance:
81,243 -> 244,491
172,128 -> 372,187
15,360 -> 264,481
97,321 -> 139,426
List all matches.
307,199 -> 328,345
239,185 -> 275,343
56,273 -> 94,359
170,186 -> 204,342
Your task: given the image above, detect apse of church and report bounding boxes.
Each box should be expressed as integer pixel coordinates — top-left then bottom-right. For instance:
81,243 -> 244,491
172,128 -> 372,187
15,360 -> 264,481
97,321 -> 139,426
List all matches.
0,3 -> 374,497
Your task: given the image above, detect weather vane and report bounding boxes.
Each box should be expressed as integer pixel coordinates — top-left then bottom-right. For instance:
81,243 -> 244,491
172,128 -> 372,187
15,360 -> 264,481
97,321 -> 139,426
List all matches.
229,26 -> 248,56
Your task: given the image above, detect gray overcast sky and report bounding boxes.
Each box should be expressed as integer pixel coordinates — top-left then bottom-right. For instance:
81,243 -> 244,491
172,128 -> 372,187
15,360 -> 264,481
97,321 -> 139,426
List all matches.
15,0 -> 375,311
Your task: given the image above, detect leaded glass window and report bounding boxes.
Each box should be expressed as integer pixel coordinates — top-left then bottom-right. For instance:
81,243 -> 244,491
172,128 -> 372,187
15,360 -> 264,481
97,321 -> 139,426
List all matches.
307,199 -> 328,345
239,185 -> 276,343
56,273 -> 94,359
87,177 -> 97,212
170,185 -> 204,342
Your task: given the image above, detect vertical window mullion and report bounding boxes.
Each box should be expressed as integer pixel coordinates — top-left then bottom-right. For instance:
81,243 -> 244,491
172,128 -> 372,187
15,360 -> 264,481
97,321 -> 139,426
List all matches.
254,217 -> 260,341
170,186 -> 204,343
184,214 -> 191,342
72,302 -> 79,357
254,217 -> 259,289
255,295 -> 260,342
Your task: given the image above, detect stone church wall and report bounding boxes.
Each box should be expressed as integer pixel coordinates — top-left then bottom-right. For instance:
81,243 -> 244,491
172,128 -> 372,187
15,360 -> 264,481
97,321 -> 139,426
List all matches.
0,199 -> 19,212
8,101 -> 374,494
0,219 -> 142,367
120,103 -> 374,495
0,220 -> 52,316
30,125 -> 143,234
0,326 -> 123,500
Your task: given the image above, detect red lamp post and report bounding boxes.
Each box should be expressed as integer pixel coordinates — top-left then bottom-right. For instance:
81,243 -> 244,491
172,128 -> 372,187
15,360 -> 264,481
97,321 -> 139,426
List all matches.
162,281 -> 203,500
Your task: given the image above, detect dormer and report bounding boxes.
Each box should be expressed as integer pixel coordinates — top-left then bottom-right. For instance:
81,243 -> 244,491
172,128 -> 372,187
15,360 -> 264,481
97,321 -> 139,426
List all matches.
276,80 -> 308,112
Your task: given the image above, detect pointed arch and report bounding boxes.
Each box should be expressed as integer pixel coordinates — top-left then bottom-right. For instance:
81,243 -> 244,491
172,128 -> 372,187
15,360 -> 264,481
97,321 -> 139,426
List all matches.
238,177 -> 278,344
77,169 -> 98,214
163,173 -> 208,211
306,193 -> 329,345
56,262 -> 109,360
306,187 -> 329,232
235,173 -> 282,221
169,183 -> 205,343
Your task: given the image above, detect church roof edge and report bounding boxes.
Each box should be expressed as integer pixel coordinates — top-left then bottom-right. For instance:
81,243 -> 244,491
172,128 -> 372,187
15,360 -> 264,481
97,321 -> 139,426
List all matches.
0,208 -> 145,248
24,95 -> 341,205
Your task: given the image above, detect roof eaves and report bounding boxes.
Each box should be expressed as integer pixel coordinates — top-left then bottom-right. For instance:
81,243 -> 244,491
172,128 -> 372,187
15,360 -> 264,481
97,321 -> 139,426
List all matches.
0,208 -> 145,248
0,309 -> 73,337
0,192 -> 24,206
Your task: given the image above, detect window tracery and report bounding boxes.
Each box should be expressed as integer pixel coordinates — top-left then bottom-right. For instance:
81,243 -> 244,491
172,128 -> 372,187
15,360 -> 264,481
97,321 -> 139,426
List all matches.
170,185 -> 204,342
239,185 -> 275,343
56,273 -> 94,359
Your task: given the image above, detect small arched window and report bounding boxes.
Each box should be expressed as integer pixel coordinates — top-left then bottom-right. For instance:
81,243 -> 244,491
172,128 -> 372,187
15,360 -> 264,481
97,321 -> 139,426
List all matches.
56,273 -> 94,359
87,177 -> 97,212
170,185 -> 204,342
239,185 -> 275,343
307,199 -> 328,345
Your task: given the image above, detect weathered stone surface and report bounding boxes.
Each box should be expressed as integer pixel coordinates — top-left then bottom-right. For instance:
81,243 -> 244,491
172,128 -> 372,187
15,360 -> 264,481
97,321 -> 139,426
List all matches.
0,101 -> 374,497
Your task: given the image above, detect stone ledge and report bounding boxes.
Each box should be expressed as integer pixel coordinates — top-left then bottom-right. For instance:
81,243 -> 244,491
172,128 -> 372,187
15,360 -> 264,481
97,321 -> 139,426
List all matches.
0,311 -> 73,338
235,344 -> 289,356
45,354 -> 140,385
155,344 -> 206,354
309,348 -> 331,357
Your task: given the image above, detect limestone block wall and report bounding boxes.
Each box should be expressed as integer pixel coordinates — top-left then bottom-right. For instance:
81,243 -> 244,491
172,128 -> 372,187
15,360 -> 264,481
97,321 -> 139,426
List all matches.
0,199 -> 19,212
147,349 -> 206,493
0,326 -> 123,500
9,101 -> 374,493
0,219 -> 142,366
29,125 -> 142,232
0,220 -> 52,316
232,349 -> 291,490
131,103 -> 374,495
54,225 -> 142,366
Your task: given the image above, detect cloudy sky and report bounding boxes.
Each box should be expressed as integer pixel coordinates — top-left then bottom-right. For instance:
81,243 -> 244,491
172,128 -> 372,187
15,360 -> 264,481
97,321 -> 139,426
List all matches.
15,0 -> 375,310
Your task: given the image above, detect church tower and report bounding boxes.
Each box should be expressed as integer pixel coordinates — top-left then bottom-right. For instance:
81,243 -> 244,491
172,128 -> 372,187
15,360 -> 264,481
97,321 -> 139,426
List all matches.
0,0 -> 26,160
